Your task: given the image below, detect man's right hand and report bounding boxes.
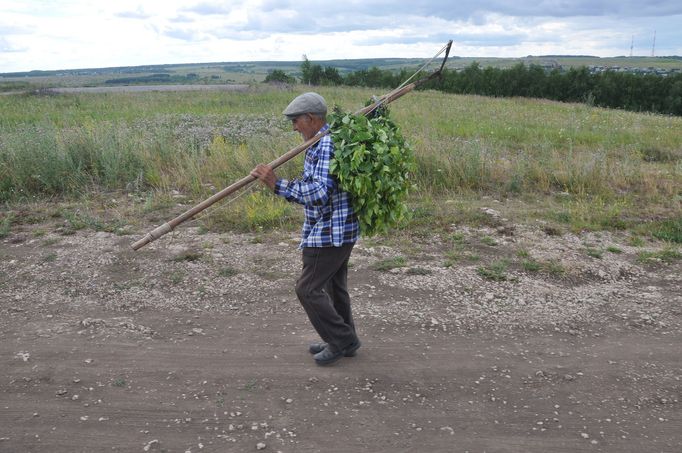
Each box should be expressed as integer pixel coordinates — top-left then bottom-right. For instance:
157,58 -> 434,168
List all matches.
250,164 -> 277,191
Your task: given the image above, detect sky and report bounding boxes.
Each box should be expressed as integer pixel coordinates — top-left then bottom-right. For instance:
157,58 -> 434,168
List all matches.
1,0 -> 681,73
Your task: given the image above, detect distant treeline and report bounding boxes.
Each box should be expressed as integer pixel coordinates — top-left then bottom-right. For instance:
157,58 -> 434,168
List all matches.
420,64 -> 682,116
105,73 -> 219,85
105,73 -> 174,84
268,60 -> 682,116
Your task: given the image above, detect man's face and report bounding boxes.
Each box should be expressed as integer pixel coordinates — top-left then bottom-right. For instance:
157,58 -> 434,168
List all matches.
291,114 -> 318,141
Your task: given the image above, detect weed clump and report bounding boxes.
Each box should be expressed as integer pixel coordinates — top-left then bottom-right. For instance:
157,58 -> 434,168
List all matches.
641,147 -> 680,163
477,260 -> 509,281
173,250 -> 202,262
651,218 -> 682,244
372,256 -> 407,272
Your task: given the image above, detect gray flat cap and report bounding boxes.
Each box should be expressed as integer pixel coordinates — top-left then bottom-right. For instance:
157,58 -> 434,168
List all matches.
283,92 -> 327,119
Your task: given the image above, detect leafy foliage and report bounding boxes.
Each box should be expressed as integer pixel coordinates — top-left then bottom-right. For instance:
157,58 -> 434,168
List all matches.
264,69 -> 295,84
300,55 -> 342,86
651,217 -> 682,244
329,104 -> 416,236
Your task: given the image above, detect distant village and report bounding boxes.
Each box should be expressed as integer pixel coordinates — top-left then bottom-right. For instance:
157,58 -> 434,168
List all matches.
584,65 -> 681,76
517,60 -> 679,77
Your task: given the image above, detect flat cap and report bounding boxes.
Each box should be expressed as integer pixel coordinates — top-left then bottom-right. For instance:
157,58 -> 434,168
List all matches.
282,92 -> 327,119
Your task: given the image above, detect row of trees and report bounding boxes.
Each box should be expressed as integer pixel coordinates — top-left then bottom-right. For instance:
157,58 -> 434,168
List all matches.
420,63 -> 682,115
264,59 -> 682,116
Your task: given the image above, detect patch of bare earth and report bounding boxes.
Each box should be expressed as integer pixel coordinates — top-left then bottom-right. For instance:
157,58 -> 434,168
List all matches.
1,206 -> 680,452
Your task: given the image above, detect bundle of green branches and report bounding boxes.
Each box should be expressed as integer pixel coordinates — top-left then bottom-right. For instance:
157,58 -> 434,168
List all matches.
329,103 -> 416,236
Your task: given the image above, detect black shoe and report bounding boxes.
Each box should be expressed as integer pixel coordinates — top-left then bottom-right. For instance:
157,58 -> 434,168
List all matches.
309,341 -> 359,357
343,338 -> 362,357
313,346 -> 345,366
308,342 -> 327,354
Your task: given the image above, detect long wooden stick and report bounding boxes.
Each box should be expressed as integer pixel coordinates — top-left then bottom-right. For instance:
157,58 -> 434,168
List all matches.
131,41 -> 452,250
130,85 -> 413,250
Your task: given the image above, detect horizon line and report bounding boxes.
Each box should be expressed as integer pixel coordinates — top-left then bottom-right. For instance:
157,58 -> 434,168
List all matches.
2,54 -> 682,76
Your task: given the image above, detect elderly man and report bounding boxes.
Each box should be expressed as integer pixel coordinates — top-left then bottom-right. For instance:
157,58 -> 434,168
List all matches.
251,92 -> 361,366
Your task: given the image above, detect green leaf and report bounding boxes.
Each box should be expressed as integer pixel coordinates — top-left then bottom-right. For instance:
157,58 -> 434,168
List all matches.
329,103 -> 416,237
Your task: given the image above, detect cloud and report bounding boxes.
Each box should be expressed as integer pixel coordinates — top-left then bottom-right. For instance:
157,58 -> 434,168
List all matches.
211,28 -> 270,41
0,37 -> 26,53
170,14 -> 195,23
258,0 -> 682,23
164,28 -> 202,42
163,25 -> 269,42
355,33 -> 456,47
199,0 -> 682,38
183,2 -> 236,15
0,24 -> 32,35
455,33 -> 526,47
1,0 -> 681,73
508,0 -> 682,18
116,7 -> 152,20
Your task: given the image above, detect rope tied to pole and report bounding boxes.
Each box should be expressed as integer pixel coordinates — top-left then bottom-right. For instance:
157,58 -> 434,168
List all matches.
363,40 -> 452,118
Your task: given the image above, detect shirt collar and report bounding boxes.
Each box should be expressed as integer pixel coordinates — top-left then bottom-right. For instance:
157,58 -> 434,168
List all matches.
310,124 -> 329,150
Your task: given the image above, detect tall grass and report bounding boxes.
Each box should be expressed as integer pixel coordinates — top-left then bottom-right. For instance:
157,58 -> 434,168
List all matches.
1,86 -> 680,235
396,92 -> 681,199
0,107 -> 298,200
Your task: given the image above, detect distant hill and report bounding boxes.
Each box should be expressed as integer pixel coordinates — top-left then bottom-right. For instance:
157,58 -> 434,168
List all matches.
2,56 -> 681,89
0,58 -> 430,79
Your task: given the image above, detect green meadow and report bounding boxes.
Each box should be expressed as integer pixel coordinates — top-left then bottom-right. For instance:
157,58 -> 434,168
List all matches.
0,85 -> 680,242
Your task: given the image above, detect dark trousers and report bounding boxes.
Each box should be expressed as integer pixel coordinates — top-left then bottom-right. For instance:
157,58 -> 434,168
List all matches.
295,243 -> 357,352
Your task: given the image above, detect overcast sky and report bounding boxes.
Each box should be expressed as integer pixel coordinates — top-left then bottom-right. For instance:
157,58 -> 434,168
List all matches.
1,0 -> 681,73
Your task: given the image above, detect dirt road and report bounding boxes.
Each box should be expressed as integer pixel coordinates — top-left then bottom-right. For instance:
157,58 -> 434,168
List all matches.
1,207 -> 680,452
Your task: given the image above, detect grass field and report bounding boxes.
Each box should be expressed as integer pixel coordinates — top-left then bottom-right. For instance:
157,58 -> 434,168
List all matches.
0,85 -> 680,243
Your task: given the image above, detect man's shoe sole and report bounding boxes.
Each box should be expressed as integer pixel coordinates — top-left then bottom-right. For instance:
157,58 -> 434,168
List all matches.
313,349 -> 344,366
309,342 -> 358,357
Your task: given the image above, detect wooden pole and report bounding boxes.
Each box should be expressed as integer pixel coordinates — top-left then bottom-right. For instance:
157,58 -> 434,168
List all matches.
131,82 -> 422,250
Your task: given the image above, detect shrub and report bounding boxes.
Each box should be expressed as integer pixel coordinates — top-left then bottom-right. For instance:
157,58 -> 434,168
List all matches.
264,69 -> 296,84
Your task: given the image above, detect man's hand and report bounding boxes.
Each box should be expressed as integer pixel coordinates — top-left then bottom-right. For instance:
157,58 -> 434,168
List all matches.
250,164 -> 277,191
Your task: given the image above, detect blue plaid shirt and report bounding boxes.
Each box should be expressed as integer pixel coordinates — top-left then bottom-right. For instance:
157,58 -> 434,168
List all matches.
274,124 -> 360,248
